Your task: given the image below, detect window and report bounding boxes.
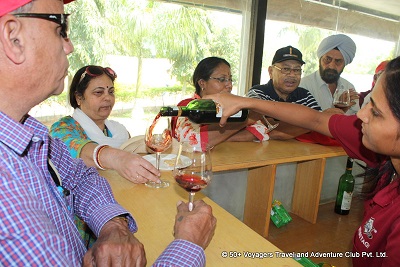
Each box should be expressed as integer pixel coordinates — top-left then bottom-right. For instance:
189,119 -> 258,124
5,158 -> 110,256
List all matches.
33,0 -> 254,137
260,0 -> 399,93
34,0 -> 400,136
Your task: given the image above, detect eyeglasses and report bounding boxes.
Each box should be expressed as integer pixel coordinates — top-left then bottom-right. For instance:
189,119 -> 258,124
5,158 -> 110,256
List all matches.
272,65 -> 302,75
13,13 -> 70,39
78,66 -> 117,84
321,56 -> 344,66
209,77 -> 233,84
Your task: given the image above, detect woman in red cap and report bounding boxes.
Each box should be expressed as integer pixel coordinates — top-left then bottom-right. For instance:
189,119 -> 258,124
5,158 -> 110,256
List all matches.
359,60 -> 389,108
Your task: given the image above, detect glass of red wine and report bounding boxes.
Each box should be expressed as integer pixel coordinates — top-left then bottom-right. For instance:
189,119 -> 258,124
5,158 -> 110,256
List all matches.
173,141 -> 212,211
144,114 -> 172,188
333,87 -> 351,110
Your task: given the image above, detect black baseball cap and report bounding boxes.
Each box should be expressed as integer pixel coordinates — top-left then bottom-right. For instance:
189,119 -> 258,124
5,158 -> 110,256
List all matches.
272,46 -> 306,65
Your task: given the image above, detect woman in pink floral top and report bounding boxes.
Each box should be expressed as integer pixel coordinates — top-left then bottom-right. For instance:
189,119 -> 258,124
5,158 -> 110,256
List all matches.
172,57 -> 270,150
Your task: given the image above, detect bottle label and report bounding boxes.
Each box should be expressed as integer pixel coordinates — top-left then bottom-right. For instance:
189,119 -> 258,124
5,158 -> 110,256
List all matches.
341,191 -> 353,210
216,106 -> 243,118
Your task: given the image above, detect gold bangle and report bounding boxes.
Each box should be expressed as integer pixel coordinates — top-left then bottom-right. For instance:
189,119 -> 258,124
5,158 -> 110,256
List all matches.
96,145 -> 109,170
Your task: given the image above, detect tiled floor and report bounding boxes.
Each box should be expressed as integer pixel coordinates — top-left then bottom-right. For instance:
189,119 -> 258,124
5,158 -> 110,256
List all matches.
268,198 -> 364,267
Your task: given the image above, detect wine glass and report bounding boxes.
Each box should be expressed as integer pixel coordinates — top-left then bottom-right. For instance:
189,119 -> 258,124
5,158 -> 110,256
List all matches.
144,114 -> 172,188
333,87 -> 351,110
173,141 -> 212,211
262,116 -> 279,133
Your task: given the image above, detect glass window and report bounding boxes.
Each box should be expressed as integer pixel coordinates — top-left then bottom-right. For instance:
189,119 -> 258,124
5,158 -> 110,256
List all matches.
33,0 -> 400,135
33,0 -> 254,137
260,0 -> 399,94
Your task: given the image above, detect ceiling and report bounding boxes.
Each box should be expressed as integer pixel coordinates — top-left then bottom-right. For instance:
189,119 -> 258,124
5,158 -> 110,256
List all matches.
319,0 -> 400,21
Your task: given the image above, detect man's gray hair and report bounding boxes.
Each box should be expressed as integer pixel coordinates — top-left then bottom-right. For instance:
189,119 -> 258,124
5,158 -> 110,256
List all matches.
12,1 -> 34,14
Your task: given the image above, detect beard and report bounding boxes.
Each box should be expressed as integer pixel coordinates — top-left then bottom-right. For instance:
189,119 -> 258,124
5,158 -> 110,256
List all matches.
319,65 -> 341,84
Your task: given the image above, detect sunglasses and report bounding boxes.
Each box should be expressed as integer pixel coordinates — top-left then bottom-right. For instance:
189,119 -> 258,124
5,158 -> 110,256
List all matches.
78,66 -> 117,84
14,13 -> 70,39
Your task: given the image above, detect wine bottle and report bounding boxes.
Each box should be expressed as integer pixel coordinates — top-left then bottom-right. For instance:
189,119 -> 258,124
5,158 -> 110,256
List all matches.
334,157 -> 355,215
159,99 -> 248,124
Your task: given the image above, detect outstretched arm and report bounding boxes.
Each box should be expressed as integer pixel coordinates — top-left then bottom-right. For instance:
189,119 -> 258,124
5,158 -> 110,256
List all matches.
204,93 -> 334,137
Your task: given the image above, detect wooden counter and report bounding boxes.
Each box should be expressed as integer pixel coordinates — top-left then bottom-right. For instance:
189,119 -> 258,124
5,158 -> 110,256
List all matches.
122,138 -> 346,238
102,169 -> 302,267
211,140 -> 346,237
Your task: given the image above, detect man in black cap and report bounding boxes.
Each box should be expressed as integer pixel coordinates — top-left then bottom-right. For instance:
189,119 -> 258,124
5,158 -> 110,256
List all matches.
247,46 -> 322,139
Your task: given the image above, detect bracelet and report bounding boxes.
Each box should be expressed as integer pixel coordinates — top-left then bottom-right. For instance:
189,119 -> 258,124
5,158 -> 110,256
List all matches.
93,144 -> 109,170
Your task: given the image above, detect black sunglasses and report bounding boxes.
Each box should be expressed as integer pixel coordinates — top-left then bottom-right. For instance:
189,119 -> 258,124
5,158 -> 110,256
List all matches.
13,13 -> 70,39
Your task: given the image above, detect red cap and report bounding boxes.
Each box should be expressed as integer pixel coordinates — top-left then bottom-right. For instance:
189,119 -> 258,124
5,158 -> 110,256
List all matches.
375,60 -> 388,74
0,0 -> 74,17
371,60 -> 389,88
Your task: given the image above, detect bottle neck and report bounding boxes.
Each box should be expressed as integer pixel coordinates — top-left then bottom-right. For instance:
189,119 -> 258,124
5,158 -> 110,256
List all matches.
345,158 -> 354,169
345,168 -> 353,174
160,106 -> 180,116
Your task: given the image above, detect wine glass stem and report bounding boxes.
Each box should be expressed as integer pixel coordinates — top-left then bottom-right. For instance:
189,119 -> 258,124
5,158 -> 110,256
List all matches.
188,192 -> 195,211
156,152 -> 161,171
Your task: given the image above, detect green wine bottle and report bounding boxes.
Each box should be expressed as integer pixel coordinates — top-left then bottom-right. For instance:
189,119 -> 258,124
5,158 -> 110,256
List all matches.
334,157 -> 355,215
160,99 -> 248,124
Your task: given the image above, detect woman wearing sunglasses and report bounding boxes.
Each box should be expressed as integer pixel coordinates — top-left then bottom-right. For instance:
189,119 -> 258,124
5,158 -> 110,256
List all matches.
50,65 -> 161,246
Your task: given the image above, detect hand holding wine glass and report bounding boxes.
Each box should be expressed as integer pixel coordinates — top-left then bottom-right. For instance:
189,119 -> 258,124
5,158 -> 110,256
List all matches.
173,142 -> 212,211
144,114 -> 172,188
333,87 -> 351,110
262,116 -> 279,133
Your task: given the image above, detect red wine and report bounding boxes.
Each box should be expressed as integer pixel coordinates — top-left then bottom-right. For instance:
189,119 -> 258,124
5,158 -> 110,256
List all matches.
146,112 -> 172,152
160,99 -> 248,124
334,103 -> 349,109
145,132 -> 172,152
175,173 -> 208,192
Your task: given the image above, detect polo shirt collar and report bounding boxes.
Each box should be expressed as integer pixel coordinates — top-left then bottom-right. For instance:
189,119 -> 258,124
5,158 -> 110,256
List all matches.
0,112 -> 46,156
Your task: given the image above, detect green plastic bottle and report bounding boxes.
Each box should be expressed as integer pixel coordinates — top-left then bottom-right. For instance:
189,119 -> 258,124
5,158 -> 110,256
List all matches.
271,200 -> 292,227
273,199 -> 292,224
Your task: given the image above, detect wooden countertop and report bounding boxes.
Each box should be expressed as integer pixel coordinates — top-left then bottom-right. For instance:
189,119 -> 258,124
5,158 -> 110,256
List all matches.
101,169 -> 302,266
210,139 -> 346,172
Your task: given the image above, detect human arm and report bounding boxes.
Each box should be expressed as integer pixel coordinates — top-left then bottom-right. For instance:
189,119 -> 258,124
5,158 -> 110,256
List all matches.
205,122 -> 257,144
174,117 -> 255,149
50,117 -> 160,183
268,121 -> 310,140
379,217 -> 400,267
50,138 -> 148,265
268,108 -> 345,140
81,143 -> 161,183
0,168 -> 79,266
204,93 -> 333,137
152,200 -> 217,267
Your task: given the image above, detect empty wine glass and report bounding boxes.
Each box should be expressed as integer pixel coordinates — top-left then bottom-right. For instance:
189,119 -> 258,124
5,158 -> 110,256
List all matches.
262,116 -> 279,133
144,114 -> 172,188
333,87 -> 351,110
173,141 -> 212,211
